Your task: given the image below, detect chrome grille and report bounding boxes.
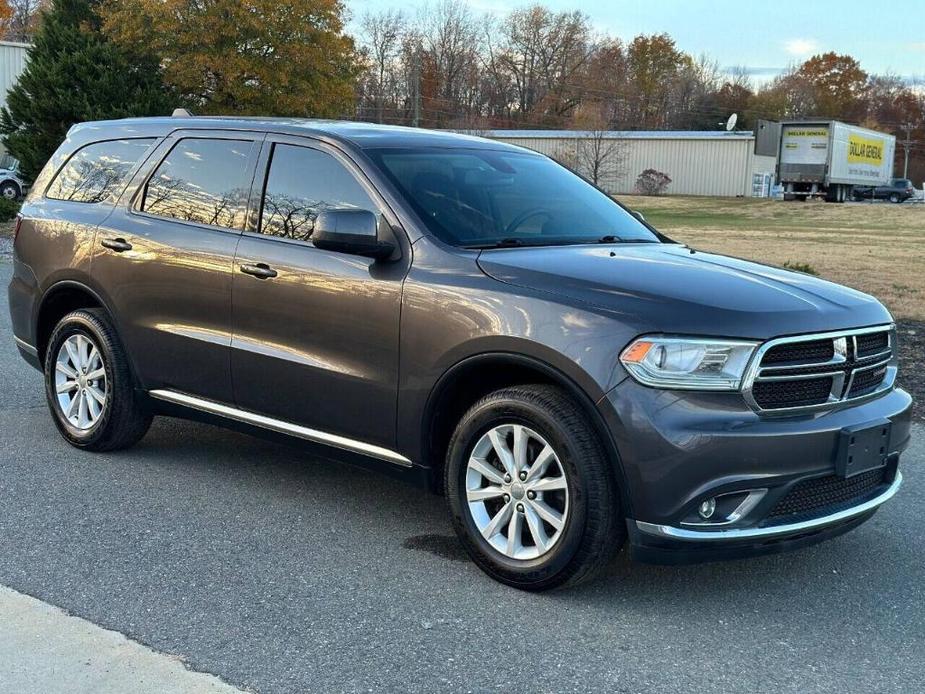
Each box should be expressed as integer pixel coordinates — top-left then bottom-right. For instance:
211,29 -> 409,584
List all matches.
743,325 -> 896,414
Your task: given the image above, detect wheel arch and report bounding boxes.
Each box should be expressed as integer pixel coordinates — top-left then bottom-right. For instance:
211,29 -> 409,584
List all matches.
35,280 -> 111,366
421,351 -> 633,515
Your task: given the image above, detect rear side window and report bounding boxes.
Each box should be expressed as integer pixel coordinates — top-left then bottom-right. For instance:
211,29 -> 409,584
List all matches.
259,143 -> 376,241
142,138 -> 254,230
45,138 -> 155,203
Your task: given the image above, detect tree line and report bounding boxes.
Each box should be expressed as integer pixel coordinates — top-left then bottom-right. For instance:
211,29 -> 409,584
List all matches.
2,0 -> 923,181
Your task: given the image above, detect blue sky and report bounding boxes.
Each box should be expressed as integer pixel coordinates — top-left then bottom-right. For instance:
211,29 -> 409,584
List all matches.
347,0 -> 925,83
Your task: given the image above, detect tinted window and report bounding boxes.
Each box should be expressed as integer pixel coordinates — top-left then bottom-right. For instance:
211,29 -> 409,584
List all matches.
46,139 -> 155,203
366,147 -> 660,247
143,138 -> 253,229
259,144 -> 376,241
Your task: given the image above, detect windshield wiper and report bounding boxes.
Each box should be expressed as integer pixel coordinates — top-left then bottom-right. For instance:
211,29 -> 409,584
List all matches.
462,238 -> 526,249
596,234 -> 659,244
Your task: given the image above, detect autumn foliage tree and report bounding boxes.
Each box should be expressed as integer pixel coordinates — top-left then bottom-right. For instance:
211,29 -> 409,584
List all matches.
100,0 -> 359,117
0,0 -> 170,179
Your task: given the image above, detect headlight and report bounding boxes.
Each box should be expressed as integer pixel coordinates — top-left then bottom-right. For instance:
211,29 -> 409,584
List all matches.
620,336 -> 759,391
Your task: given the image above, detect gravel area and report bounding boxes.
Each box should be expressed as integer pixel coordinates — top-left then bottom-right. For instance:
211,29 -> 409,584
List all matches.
897,320 -> 924,422
0,220 -> 13,259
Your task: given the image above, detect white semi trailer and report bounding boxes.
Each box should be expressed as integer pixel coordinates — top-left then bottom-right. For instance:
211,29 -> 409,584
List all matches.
777,121 -> 895,202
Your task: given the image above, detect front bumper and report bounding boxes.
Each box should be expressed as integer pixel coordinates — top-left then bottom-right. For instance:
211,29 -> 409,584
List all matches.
635,470 -> 901,543
599,380 -> 913,563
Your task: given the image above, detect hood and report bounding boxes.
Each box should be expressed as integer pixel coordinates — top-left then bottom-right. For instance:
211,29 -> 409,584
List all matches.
477,243 -> 891,339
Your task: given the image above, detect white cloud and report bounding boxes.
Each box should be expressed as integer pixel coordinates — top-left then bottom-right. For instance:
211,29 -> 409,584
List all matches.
784,38 -> 820,57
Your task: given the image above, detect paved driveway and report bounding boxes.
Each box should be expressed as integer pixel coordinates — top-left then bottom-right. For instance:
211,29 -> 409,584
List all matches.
0,261 -> 922,693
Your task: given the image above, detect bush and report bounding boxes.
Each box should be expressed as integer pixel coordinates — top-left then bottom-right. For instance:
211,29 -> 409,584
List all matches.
0,198 -> 20,223
634,169 -> 672,196
782,261 -> 819,276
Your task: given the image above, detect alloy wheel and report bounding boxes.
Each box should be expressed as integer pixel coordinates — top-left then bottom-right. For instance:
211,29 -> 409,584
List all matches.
54,334 -> 107,430
465,423 -> 570,560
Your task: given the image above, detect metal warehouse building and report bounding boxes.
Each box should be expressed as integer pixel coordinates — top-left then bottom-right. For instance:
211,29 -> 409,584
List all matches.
476,129 -> 777,198
0,41 -> 30,164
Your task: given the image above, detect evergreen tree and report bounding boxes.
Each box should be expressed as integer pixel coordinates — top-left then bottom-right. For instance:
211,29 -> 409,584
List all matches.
0,0 -> 172,180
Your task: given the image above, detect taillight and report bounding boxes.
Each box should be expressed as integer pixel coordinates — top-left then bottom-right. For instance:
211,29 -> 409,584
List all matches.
13,215 -> 22,242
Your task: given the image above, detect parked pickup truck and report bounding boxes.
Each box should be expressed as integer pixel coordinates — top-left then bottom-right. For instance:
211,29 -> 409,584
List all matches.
853,178 -> 916,203
7,117 -> 913,590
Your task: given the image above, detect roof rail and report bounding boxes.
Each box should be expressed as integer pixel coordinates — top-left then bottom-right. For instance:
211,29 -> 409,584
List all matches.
171,108 -> 194,117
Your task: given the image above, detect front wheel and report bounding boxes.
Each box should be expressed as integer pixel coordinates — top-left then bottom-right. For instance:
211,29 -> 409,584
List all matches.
44,309 -> 152,451
1,181 -> 20,200
445,385 -> 624,590
889,193 -> 901,203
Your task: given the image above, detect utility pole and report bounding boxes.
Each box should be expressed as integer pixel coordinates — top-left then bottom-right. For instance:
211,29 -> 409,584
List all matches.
899,122 -> 916,179
411,44 -> 422,129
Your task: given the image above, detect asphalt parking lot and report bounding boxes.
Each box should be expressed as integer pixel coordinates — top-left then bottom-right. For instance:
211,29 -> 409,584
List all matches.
1,260 -> 923,693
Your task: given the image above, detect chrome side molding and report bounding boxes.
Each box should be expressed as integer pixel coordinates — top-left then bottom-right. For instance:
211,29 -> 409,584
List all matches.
148,389 -> 413,467
13,336 -> 38,356
635,472 -> 902,542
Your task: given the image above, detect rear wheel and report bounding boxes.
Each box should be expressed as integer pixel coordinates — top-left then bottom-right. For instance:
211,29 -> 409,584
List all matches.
44,309 -> 152,451
445,385 -> 624,590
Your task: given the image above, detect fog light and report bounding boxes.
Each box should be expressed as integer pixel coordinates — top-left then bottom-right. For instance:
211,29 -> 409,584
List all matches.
698,498 -> 717,520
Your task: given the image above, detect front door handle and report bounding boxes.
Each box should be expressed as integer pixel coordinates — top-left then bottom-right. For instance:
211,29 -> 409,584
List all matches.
240,262 -> 278,279
101,238 -> 132,252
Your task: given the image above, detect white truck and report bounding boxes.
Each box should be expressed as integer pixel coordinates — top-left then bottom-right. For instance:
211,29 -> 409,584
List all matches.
777,121 -> 895,202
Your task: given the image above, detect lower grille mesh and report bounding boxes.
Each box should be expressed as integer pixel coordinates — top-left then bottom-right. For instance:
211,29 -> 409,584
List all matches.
767,468 -> 887,521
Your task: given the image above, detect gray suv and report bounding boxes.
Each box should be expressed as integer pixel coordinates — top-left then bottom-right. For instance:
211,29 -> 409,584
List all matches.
7,117 -> 913,590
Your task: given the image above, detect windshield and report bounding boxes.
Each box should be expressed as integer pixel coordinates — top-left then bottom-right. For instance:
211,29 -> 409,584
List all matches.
366,147 -> 661,247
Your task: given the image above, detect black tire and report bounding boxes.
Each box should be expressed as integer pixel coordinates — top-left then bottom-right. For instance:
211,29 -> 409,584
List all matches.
43,309 -> 152,451
889,193 -> 901,203
445,385 -> 624,591
0,181 -> 20,200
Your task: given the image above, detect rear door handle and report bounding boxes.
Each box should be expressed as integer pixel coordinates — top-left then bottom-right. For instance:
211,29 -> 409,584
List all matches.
240,262 -> 278,279
101,238 -> 132,252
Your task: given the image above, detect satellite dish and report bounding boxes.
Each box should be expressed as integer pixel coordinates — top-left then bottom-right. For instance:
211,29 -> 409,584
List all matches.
725,113 -> 738,131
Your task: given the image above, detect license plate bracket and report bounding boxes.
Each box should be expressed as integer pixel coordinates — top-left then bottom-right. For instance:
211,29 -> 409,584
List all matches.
836,419 -> 891,478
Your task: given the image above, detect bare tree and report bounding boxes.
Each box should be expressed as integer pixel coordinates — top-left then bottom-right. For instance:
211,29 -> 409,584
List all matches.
360,9 -> 405,123
576,132 -> 628,191
418,0 -> 481,125
485,6 -> 595,124
571,108 -> 628,190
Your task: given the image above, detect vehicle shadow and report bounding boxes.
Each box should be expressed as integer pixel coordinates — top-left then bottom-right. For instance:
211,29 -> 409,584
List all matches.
131,415 -> 920,616
21,410 -> 925,632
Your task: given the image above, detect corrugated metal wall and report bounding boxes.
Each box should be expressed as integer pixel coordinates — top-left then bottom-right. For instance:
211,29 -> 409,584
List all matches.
0,41 -> 30,161
486,133 -> 774,197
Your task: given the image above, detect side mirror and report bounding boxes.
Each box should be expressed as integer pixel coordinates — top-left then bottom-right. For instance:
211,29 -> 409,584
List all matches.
631,210 -> 646,223
312,209 -> 396,260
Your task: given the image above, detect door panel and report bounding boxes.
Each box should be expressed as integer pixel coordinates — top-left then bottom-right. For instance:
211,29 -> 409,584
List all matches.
230,139 -> 407,449
92,132 -> 261,402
